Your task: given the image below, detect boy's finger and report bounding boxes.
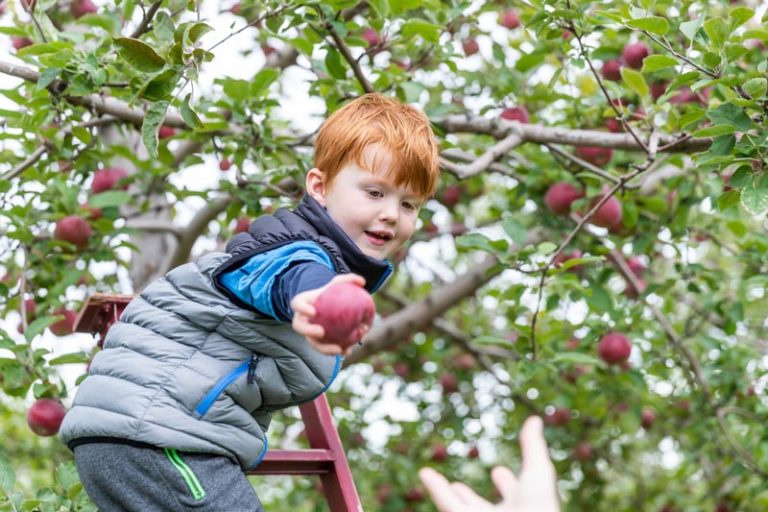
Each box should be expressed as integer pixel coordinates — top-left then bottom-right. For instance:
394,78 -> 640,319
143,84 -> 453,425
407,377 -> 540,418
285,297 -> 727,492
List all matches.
418,468 -> 459,512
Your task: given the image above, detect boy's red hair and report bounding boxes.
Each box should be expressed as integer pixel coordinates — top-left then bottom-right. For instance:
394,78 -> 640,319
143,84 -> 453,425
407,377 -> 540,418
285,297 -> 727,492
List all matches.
313,93 -> 440,198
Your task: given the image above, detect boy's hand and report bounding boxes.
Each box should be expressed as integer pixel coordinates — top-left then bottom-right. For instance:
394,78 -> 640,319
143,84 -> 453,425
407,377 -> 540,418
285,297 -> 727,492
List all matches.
291,273 -> 368,356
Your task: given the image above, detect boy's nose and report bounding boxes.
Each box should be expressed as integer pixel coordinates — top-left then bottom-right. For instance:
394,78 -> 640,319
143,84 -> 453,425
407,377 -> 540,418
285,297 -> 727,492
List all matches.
379,200 -> 398,224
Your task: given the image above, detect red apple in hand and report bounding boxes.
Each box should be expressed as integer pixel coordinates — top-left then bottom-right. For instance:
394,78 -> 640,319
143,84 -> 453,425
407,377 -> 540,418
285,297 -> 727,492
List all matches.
545,182 -> 583,215
598,332 -> 632,365
312,282 -> 375,349
27,398 -> 67,436
54,215 -> 92,250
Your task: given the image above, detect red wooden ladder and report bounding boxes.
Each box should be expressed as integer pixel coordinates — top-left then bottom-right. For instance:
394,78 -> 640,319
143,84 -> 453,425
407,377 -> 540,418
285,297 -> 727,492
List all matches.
74,293 -> 363,512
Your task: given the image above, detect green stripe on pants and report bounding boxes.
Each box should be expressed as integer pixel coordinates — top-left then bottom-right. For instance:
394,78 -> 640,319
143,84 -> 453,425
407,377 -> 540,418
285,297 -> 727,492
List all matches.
164,448 -> 206,500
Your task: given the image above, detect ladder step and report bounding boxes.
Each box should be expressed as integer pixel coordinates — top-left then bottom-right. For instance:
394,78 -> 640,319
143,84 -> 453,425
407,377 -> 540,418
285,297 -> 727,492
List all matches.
248,449 -> 336,475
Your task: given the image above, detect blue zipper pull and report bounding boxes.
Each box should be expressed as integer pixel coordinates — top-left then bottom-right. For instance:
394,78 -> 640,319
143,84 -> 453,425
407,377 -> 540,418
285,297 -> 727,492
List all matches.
247,354 -> 261,384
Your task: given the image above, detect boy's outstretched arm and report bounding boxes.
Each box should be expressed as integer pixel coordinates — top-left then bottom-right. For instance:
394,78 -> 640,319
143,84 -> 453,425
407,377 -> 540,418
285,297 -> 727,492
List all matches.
291,273 -> 368,356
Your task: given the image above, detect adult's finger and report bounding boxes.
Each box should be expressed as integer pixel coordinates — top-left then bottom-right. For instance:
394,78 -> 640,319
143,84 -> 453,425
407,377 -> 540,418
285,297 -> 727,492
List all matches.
418,468 -> 461,512
490,465 -> 519,503
520,416 -> 555,475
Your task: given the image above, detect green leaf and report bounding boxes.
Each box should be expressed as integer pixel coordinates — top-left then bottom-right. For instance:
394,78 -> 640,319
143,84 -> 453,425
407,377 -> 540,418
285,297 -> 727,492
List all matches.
221,78 -> 250,101
587,284 -> 613,313
325,47 -> 347,80
24,316 -> 58,342
456,233 -> 497,254
641,55 -> 678,73
552,352 -> 601,365
113,37 -> 166,73
55,461 -> 80,491
48,352 -> 89,365
743,77 -> 767,99
717,190 -> 741,212
142,69 -> 179,101
501,217 -> 526,247
621,67 -> 649,97
537,242 -> 557,255
692,124 -> 735,137
626,16 -> 669,35
729,7 -> 754,30
741,180 -> 768,215
141,101 -> 169,159
369,0 -> 389,17
706,102 -> 753,131
0,453 -> 15,495
709,134 -> 736,156
251,68 -> 280,97
401,19 -> 440,43
89,191 -> 131,208
472,335 -> 515,347
180,94 -> 203,128
399,81 -> 424,103
35,67 -> 61,91
680,18 -> 703,41
703,17 -> 729,50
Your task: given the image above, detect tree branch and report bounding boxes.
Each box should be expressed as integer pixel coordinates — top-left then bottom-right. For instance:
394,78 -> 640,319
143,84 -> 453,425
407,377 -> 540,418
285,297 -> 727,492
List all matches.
440,130 -> 523,178
438,115 -> 711,153
129,1 -> 162,39
166,195 -> 236,271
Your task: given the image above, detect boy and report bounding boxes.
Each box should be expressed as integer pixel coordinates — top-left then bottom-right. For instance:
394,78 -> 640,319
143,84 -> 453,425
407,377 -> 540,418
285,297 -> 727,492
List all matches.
59,92 -> 440,511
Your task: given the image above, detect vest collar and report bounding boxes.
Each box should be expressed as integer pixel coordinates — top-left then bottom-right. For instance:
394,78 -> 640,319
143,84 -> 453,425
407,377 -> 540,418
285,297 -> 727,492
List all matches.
296,195 -> 393,293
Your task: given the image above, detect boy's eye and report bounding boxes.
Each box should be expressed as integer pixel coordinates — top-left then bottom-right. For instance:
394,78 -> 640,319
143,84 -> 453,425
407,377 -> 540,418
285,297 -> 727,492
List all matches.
367,189 -> 383,198
402,202 -> 417,211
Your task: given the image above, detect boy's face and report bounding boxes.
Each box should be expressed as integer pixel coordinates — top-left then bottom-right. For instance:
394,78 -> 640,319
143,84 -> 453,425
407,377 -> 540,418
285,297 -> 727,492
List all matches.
306,144 -> 423,260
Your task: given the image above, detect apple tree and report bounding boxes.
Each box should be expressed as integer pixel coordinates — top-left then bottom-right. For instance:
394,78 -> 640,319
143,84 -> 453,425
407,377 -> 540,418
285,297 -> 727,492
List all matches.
1,0 -> 767,510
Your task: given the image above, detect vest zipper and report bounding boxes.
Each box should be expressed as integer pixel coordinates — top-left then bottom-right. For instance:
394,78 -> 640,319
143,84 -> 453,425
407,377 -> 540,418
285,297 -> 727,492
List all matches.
194,354 -> 261,417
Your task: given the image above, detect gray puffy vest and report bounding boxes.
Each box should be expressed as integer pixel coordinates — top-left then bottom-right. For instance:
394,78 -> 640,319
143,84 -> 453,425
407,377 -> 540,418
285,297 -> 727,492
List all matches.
59,252 -> 341,470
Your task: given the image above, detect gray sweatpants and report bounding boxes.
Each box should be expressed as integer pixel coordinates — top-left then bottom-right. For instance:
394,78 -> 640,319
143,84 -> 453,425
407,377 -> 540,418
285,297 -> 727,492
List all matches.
74,442 -> 265,511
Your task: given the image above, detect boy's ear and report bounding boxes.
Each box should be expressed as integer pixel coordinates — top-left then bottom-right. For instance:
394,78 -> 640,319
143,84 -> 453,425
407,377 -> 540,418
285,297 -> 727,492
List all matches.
305,168 -> 327,207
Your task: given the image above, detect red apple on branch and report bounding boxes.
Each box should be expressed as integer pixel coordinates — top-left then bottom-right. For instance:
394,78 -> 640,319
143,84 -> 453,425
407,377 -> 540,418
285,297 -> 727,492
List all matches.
27,398 -> 67,436
70,0 -> 97,18
572,441 -> 594,461
12,37 -> 33,51
544,407 -> 570,427
500,106 -> 529,123
544,182 -> 583,215
575,146 -> 613,167
219,158 -> 232,171
158,126 -> 176,139
54,215 -> 92,250
462,38 -> 479,56
597,332 -> 632,365
50,308 -> 77,336
362,27 -> 380,46
602,59 -> 622,81
500,10 -> 520,29
312,282 -> 375,350
589,195 -> 622,228
233,217 -> 250,234
91,167 -> 128,194
641,407 -> 656,429
621,42 -> 650,69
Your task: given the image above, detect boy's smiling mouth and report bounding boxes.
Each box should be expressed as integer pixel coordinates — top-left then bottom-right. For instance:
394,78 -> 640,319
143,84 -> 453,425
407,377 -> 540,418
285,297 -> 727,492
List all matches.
364,230 -> 393,246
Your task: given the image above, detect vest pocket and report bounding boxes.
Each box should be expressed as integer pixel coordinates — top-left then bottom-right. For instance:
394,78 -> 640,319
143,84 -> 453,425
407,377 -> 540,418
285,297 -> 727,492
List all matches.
194,354 -> 263,418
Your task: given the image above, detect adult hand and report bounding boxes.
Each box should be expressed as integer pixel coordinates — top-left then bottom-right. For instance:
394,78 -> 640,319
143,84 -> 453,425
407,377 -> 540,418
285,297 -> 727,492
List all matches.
290,273 -> 368,356
419,416 -> 560,512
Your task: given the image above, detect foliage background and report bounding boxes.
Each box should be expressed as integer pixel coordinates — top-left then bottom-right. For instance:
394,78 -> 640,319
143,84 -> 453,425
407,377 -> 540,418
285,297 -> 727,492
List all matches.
1,0 -> 767,510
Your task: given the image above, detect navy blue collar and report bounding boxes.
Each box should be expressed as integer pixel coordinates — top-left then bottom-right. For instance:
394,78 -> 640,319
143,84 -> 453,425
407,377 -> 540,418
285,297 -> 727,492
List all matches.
295,195 -> 393,293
